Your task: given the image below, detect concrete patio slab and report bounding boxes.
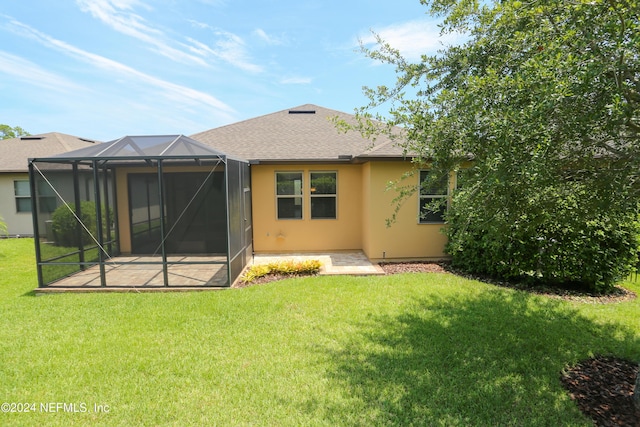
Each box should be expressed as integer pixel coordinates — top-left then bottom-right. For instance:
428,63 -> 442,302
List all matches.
252,251 -> 384,276
35,251 -> 384,294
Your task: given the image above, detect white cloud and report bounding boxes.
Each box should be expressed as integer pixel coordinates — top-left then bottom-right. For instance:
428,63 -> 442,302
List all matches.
185,29 -> 264,73
361,19 -> 467,61
188,19 -> 211,30
212,29 -> 263,73
76,3 -> 265,73
75,0 -> 208,66
7,19 -> 235,116
253,28 -> 285,46
0,50 -> 83,92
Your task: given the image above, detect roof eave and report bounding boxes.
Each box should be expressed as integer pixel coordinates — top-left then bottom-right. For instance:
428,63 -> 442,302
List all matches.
248,157 -> 356,165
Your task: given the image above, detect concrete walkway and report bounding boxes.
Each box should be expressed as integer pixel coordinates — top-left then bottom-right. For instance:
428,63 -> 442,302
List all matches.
253,251 -> 385,276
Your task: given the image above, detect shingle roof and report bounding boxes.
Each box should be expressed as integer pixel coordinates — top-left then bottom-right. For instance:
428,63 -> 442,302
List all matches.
0,132 -> 101,172
191,104 -> 407,162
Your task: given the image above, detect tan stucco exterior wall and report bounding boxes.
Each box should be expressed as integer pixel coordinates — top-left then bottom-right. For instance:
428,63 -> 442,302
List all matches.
361,161 -> 449,262
360,162 -> 372,258
251,161 -> 450,261
251,163 -> 363,253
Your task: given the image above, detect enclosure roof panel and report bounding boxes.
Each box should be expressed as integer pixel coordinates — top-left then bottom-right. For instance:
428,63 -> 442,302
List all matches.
41,134 -> 237,161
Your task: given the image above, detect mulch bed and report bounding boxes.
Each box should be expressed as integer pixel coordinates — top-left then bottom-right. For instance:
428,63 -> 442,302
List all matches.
233,273 -> 315,288
561,356 -> 640,427
237,261 -> 639,425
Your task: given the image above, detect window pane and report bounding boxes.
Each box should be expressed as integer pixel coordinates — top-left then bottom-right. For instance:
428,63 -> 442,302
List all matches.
16,198 -> 32,213
14,180 -> 30,197
39,197 -> 57,213
419,171 -> 447,195
37,180 -> 56,196
420,197 -> 446,223
276,173 -> 302,195
311,197 -> 336,219
310,172 -> 336,195
277,197 -> 302,219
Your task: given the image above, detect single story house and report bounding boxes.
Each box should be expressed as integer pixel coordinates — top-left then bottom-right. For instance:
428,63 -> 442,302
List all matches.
192,104 -> 452,263
0,132 -> 100,237
29,104 -> 453,289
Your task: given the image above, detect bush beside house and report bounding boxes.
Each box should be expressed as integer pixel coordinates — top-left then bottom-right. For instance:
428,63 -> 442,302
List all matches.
51,202 -> 111,247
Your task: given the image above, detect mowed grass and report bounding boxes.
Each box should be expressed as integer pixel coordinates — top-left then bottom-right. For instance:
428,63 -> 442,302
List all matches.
1,238 -> 639,426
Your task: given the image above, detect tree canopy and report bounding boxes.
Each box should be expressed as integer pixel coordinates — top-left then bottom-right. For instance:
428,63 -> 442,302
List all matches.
1,124 -> 30,140
355,0 -> 639,291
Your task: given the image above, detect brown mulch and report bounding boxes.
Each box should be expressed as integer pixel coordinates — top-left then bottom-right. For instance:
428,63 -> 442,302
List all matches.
561,357 -> 640,427
379,261 -> 450,274
237,261 -> 639,425
233,273 -> 316,288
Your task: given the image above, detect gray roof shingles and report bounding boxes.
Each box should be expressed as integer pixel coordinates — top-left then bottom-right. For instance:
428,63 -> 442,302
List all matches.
0,132 -> 101,172
191,104 -> 407,162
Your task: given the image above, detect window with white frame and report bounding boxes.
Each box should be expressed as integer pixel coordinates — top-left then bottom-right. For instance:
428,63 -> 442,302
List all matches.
276,172 -> 303,219
310,171 -> 337,219
419,171 -> 448,223
14,180 -> 32,213
14,179 -> 57,214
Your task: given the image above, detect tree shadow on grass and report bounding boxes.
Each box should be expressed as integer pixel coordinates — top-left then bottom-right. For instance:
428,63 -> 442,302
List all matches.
316,288 -> 639,426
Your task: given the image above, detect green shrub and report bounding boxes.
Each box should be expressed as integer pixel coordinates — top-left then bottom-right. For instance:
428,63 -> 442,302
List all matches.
241,259 -> 322,283
0,215 -> 7,236
446,182 -> 640,293
51,202 -> 112,247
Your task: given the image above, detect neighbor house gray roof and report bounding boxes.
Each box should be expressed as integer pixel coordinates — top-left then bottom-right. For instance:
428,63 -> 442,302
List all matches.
191,104 -> 407,163
0,132 -> 101,172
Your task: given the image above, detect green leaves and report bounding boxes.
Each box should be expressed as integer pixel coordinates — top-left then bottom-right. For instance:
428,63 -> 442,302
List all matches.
0,124 -> 29,140
356,0 -> 640,291
241,259 -> 322,283
0,216 -> 7,236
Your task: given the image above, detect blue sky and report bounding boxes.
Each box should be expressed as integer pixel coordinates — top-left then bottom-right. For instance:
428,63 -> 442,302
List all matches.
1,0 -> 462,141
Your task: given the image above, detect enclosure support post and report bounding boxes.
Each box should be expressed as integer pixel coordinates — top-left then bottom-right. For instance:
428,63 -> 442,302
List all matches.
101,163 -> 112,255
111,167 -> 120,257
29,161 -> 44,288
225,160 -> 232,287
157,160 -> 169,286
73,162 -> 85,270
93,161 -> 106,287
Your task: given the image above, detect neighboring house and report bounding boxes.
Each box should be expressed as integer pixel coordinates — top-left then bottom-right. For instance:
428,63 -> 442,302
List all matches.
0,132 -> 100,237
192,104 -> 451,262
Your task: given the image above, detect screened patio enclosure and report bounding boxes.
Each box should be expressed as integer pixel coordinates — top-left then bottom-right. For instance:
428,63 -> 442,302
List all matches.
29,135 -> 252,289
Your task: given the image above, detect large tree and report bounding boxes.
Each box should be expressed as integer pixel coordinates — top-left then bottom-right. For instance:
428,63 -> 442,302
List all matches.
354,0 -> 639,291
1,124 -> 30,140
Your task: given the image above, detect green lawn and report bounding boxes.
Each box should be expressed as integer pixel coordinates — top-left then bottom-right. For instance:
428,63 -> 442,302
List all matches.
1,238 -> 638,426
